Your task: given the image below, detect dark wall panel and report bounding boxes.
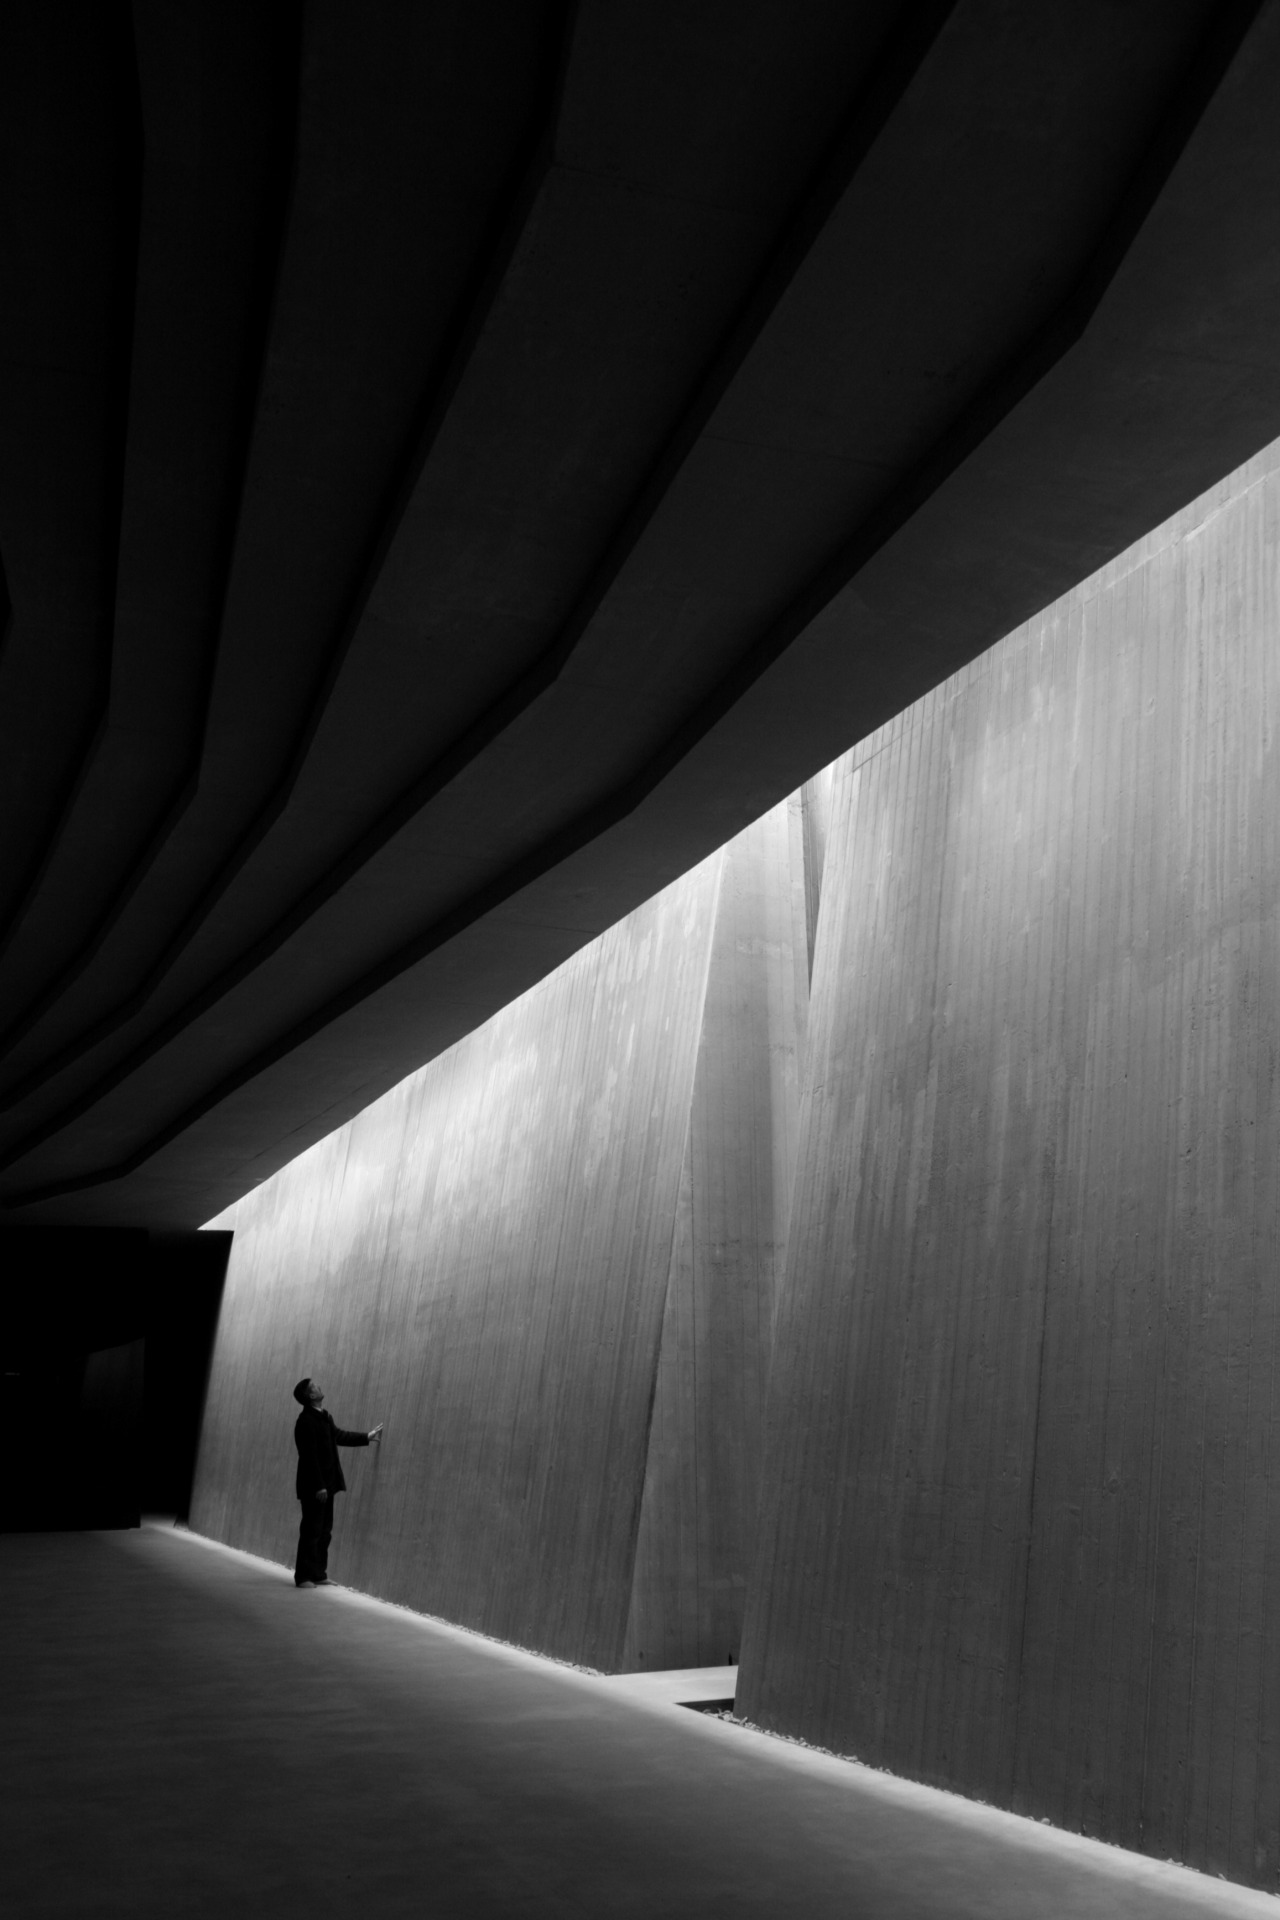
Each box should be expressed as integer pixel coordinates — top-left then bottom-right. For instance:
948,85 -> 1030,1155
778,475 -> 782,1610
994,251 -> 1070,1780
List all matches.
190,859 -> 719,1667
143,1230 -> 231,1518
738,441 -> 1280,1887
79,1338 -> 144,1528
624,797 -> 807,1669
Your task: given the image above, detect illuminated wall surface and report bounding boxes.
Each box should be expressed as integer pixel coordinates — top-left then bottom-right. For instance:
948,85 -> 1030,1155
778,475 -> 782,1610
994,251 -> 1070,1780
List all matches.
194,802 -> 810,1670
742,439 -> 1280,1888
196,437 -> 1280,1885
623,790 -> 814,1669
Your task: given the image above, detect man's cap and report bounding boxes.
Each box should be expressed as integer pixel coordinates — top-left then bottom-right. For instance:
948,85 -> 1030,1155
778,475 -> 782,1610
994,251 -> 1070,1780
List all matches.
292,1377 -> 312,1405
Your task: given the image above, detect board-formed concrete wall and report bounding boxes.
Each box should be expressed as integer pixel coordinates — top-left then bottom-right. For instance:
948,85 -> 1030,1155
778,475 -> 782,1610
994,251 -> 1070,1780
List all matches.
192,856 -> 722,1668
623,795 -> 809,1670
739,441 -> 1280,1888
192,794 -> 811,1671
194,426 -> 1280,1882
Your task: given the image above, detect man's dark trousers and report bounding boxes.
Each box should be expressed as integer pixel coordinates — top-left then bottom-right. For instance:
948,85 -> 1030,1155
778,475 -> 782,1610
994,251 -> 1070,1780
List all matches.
295,1493 -> 335,1585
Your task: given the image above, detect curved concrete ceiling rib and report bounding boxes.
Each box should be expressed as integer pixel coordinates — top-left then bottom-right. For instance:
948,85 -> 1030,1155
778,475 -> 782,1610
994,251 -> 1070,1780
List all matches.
0,4 -> 301,1063
0,0 -> 905,1137
0,2 -> 957,1129
0,2 -> 569,1089
0,8 -> 141,957
1,0 -> 1263,1212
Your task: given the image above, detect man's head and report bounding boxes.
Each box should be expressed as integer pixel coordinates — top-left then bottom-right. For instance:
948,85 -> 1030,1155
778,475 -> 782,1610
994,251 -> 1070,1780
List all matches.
293,1377 -> 325,1408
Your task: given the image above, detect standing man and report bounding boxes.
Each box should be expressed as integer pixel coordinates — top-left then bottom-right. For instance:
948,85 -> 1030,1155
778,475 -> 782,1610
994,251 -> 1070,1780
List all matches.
292,1377 -> 383,1589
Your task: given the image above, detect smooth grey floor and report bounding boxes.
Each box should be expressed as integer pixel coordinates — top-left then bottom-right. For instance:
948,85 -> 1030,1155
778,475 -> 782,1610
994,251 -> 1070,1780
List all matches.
0,1524 -> 1273,1918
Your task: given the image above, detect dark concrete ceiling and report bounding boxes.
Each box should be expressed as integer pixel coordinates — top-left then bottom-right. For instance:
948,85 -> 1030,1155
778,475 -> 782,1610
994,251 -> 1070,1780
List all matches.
2,0 -> 1279,1229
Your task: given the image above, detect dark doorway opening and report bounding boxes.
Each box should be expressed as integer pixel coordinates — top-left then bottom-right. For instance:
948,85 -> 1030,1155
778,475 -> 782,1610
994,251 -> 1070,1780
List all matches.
0,1227 -> 231,1530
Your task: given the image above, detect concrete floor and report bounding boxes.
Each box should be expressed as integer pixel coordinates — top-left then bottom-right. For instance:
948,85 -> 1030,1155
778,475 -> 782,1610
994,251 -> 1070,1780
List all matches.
1,1526 -> 1274,1918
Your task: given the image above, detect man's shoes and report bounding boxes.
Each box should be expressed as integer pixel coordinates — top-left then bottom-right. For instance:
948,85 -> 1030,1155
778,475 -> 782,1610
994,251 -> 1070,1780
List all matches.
296,1579 -> 317,1589
313,1577 -> 333,1587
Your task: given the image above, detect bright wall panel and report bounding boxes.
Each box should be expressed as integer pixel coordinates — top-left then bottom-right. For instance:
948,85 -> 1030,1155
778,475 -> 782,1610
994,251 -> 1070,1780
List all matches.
739,443 -> 1280,1888
191,857 -> 719,1668
624,797 -> 808,1669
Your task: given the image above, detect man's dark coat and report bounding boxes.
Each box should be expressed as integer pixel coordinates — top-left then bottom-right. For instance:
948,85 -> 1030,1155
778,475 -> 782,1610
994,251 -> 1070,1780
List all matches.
294,1404 -> 369,1498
